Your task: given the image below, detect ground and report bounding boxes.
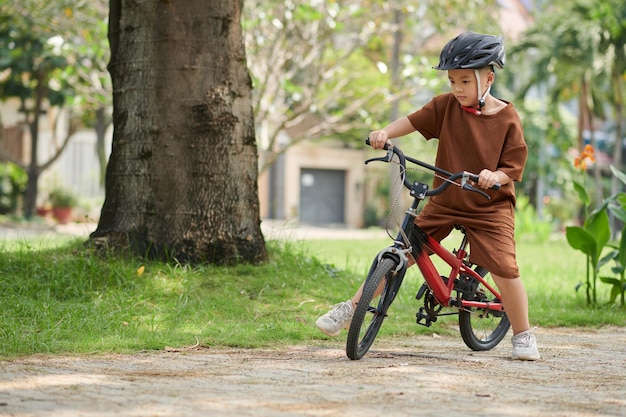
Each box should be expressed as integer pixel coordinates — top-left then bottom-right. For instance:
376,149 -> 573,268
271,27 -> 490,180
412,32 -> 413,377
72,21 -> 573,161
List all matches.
1,327 -> 625,417
1,223 -> 625,416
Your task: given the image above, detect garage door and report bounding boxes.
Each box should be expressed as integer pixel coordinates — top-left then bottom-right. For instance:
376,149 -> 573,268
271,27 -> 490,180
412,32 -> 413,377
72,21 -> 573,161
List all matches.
299,168 -> 345,224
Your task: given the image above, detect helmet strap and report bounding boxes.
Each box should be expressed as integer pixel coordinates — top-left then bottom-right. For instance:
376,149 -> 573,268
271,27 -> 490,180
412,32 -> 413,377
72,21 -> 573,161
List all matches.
461,70 -> 491,116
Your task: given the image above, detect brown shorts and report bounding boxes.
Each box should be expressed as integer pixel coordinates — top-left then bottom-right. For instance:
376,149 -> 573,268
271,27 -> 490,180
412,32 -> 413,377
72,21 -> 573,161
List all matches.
414,201 -> 520,278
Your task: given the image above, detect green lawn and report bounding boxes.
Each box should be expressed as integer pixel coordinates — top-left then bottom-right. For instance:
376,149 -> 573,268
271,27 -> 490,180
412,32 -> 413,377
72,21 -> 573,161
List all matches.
302,232 -> 617,326
0,231 -> 622,358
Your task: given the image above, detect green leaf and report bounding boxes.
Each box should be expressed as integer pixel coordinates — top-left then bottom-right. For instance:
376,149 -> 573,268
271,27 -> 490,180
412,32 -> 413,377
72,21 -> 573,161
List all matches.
599,250 -> 617,269
610,165 -> 626,186
599,276 -> 620,286
599,277 -> 624,305
573,180 -> 590,206
618,227 -> 626,266
294,4 -> 324,21
583,208 -> 610,260
589,198 -> 610,216
615,193 -> 626,210
565,226 -> 597,258
608,203 -> 626,224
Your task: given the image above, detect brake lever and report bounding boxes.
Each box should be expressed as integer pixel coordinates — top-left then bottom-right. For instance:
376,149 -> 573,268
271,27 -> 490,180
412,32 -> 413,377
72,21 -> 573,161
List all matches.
462,183 -> 491,200
461,172 -> 492,200
364,146 -> 394,165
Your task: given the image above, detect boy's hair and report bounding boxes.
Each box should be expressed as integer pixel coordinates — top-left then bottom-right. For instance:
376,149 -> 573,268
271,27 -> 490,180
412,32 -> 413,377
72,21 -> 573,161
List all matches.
434,31 -> 505,71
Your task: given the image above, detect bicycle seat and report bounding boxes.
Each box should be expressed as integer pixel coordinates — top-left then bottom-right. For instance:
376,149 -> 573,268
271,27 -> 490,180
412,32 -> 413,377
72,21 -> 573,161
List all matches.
453,224 -> 466,234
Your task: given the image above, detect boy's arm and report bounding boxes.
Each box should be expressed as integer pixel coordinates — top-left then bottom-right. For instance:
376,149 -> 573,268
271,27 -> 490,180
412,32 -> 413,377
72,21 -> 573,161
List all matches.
368,117 -> 415,150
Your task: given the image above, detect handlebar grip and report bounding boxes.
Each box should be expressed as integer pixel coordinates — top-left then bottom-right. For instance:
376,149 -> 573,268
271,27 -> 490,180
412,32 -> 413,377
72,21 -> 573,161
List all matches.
365,138 -> 389,150
468,173 -> 501,191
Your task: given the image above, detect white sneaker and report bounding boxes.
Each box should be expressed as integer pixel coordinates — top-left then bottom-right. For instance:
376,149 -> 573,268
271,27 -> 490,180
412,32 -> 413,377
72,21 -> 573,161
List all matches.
316,300 -> 354,337
511,329 -> 541,361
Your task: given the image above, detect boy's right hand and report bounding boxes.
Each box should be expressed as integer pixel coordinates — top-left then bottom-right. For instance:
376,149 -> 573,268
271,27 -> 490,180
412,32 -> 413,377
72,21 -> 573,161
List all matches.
368,130 -> 391,150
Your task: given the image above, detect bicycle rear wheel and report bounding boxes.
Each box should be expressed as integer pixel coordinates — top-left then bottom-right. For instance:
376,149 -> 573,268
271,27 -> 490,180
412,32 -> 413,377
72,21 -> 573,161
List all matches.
458,266 -> 510,351
346,257 -> 401,360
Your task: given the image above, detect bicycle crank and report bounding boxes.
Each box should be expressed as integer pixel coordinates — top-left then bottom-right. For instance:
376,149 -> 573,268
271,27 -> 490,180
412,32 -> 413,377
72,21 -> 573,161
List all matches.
415,284 -> 443,327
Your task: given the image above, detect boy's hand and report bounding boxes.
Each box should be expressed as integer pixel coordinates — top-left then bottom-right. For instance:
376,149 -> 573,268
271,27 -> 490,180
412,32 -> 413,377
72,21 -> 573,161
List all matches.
368,131 -> 391,150
477,169 -> 499,189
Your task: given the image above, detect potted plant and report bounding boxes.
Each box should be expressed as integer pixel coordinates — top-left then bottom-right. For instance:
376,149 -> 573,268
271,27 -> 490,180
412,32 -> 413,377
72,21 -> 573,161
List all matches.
49,187 -> 78,224
36,202 -> 53,218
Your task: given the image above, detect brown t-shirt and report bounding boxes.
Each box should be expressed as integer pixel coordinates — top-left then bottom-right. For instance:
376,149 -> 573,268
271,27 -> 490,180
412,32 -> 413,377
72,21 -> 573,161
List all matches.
407,92 -> 528,217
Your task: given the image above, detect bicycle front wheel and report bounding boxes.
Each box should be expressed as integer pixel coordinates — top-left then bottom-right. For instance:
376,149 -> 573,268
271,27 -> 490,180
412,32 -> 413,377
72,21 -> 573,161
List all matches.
458,266 -> 510,351
346,257 -> 402,360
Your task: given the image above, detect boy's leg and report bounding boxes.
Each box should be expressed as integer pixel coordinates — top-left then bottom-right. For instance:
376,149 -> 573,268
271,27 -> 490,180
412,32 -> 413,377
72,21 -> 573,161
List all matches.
491,274 -> 529,334
492,274 -> 540,360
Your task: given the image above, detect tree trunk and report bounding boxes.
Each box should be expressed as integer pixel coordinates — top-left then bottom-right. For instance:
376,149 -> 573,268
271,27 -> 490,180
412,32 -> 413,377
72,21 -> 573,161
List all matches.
24,121 -> 39,218
93,0 -> 266,265
23,70 -> 46,218
95,107 -> 109,188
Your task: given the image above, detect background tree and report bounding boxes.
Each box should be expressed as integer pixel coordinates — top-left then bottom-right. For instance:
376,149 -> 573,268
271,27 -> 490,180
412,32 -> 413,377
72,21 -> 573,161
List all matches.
64,2 -> 112,188
92,0 -> 266,265
592,0 -> 626,198
0,1 -> 111,216
512,0 -> 626,212
0,3 -> 77,217
244,0 -> 499,173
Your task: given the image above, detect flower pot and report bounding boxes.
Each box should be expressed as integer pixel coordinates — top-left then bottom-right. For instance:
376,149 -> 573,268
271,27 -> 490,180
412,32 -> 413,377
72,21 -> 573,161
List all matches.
37,207 -> 52,218
52,207 -> 73,224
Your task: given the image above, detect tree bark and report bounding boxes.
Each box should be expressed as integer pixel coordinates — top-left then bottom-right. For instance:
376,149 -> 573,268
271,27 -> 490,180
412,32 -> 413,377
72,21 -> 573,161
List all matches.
95,107 -> 109,188
24,70 -> 46,218
94,0 -> 266,265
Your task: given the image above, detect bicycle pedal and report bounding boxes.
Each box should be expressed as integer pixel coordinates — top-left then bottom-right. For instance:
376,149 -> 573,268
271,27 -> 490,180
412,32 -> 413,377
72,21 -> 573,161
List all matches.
415,308 -> 435,327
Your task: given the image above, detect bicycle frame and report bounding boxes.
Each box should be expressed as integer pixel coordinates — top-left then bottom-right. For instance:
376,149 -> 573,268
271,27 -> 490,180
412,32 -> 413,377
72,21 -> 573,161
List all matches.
411,227 -> 504,312
382,198 -> 504,316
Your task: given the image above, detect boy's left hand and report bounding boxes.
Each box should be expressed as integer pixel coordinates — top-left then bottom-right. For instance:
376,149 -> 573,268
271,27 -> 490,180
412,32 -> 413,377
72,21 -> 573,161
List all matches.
477,169 -> 499,189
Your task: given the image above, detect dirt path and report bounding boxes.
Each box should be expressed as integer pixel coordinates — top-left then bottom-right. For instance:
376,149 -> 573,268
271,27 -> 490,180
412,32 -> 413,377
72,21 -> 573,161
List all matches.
1,327 -> 625,417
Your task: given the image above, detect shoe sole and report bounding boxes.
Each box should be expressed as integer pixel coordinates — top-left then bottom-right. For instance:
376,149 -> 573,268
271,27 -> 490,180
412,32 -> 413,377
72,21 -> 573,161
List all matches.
317,328 -> 340,337
316,321 -> 341,337
511,354 -> 541,361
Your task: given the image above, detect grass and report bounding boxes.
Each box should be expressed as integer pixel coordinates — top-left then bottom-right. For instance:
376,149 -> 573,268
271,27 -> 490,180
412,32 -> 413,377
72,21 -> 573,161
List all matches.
0,232 -> 623,359
305,232 -> 625,327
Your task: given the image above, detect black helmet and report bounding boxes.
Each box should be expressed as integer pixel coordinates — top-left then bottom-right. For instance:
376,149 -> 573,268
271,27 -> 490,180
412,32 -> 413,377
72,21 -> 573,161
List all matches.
434,31 -> 505,70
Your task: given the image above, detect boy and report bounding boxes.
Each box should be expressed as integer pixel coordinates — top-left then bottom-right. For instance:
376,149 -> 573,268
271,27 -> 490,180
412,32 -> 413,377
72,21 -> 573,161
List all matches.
316,31 -> 540,361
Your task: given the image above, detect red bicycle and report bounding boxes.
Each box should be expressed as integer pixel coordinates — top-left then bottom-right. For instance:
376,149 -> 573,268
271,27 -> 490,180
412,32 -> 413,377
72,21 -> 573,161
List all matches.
346,140 -> 510,360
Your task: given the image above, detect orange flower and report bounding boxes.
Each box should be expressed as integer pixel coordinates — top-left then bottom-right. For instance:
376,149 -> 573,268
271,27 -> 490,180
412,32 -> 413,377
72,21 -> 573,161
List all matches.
582,144 -> 595,159
574,145 -> 596,171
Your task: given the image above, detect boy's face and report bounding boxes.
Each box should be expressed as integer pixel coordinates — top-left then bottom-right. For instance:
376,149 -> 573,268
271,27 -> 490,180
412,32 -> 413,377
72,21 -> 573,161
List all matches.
447,68 -> 494,107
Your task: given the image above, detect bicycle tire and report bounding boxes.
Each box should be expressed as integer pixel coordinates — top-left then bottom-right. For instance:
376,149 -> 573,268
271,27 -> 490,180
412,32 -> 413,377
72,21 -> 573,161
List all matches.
346,257 -> 400,360
458,266 -> 510,351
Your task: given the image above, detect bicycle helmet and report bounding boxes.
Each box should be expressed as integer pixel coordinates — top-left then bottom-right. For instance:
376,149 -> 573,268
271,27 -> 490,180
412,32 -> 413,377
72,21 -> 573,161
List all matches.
434,31 -> 505,71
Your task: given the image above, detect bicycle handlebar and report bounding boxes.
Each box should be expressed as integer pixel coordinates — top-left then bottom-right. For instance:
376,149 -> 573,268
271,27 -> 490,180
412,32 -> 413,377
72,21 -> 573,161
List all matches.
364,138 -> 500,199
